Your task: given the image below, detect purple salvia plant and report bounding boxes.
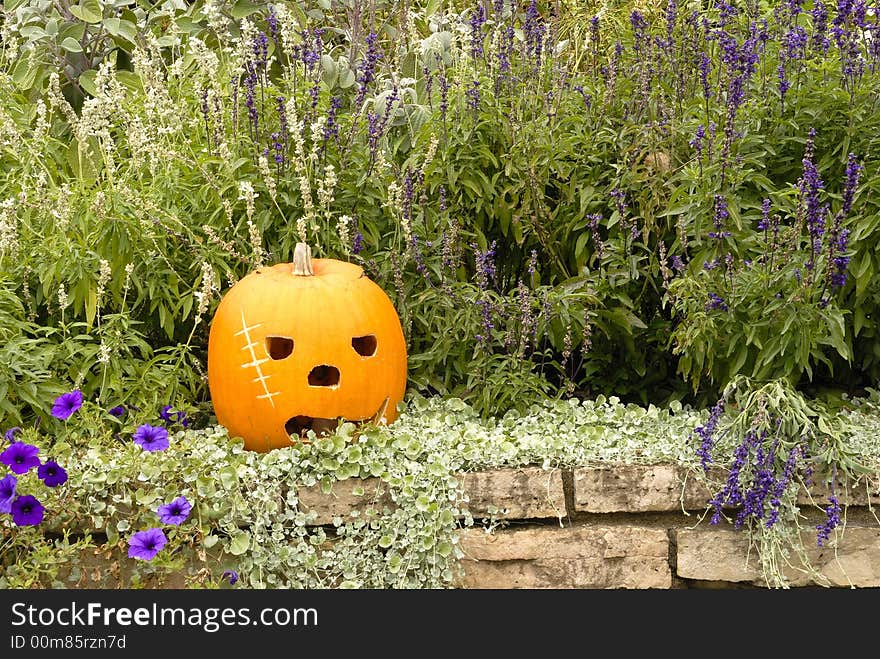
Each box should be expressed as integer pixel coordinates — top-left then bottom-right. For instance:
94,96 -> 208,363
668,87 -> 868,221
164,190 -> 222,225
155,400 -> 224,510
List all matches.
590,15 -> 601,65
469,4 -> 486,61
706,292 -> 729,311
734,437 -> 775,529
630,10 -> 649,59
708,194 -> 731,240
515,279 -> 536,357
695,397 -> 726,473
777,63 -> 790,109
466,80 -> 481,116
709,429 -> 755,524
758,198 -> 771,231
243,62 -> 259,141
816,493 -> 841,546
438,74 -> 450,127
473,240 -> 498,348
322,96 -> 342,148
841,151 -> 862,215
474,299 -> 494,348
267,5 -> 279,44
663,0 -> 678,56
587,213 -> 605,262
523,0 -> 546,71
690,123 -> 706,159
474,240 -> 498,291
825,153 -> 862,290
571,84 -> 591,109
811,0 -> 832,54
354,32 -> 382,110
799,129 -> 828,274
766,444 -> 805,528
366,111 -> 382,165
610,188 -> 630,248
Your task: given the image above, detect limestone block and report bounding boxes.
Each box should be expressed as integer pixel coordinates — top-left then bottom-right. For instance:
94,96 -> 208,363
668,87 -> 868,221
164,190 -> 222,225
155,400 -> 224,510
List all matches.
676,525 -> 880,587
458,467 -> 566,520
574,465 -> 714,512
456,524 -> 671,589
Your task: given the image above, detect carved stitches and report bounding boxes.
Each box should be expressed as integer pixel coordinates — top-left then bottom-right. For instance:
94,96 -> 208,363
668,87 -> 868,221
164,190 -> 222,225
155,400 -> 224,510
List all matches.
234,309 -> 280,407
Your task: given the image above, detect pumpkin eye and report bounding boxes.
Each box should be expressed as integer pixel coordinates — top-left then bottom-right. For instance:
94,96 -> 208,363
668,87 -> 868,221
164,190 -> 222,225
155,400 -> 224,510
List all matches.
308,365 -> 340,387
266,336 -> 294,360
351,335 -> 377,357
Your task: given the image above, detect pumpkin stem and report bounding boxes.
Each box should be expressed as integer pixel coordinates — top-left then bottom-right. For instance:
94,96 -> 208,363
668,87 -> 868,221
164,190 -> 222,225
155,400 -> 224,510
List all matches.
292,242 -> 314,276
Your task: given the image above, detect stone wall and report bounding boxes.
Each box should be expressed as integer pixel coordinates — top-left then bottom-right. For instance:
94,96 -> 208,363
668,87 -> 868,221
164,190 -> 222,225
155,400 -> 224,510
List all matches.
299,465 -> 880,589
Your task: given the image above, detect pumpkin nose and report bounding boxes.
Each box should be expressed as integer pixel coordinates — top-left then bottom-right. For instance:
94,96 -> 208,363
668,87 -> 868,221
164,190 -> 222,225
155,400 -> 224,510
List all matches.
308,364 -> 340,387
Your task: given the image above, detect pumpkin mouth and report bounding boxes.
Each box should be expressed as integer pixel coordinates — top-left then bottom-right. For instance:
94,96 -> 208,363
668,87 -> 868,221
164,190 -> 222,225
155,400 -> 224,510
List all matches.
285,415 -> 339,438
283,398 -> 391,440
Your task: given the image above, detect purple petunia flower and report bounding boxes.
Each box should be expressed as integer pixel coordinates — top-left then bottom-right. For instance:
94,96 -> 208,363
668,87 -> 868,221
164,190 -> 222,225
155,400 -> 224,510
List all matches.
0,474 -> 16,514
108,405 -> 126,419
159,405 -> 188,428
128,528 -> 168,561
37,460 -> 68,488
222,569 -> 239,585
0,441 -> 41,474
157,496 -> 192,526
132,424 -> 169,452
51,390 -> 83,421
4,427 -> 22,442
11,494 -> 44,526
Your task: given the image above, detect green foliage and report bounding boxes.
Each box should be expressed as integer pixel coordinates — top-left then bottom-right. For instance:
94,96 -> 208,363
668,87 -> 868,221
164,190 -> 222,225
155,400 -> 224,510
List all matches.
2,390 -> 880,588
3,0 -> 880,423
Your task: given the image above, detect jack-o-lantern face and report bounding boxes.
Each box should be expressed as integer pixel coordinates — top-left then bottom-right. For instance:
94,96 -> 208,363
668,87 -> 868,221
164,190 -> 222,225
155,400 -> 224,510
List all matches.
207,243 -> 408,452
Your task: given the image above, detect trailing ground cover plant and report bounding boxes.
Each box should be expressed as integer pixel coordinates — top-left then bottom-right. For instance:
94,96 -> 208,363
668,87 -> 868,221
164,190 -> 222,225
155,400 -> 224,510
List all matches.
2,387 -> 879,588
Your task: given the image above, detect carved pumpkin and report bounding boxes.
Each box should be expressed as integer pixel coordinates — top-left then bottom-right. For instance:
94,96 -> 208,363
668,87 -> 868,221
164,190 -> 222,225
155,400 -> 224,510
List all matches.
207,242 -> 407,452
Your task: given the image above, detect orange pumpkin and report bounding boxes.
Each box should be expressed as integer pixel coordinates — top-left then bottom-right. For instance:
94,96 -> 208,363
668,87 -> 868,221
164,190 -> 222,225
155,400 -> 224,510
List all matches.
207,242 -> 408,452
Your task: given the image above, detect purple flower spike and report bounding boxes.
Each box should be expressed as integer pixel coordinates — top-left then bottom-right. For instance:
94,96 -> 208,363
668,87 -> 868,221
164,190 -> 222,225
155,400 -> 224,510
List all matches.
133,424 -> 169,452
11,495 -> 44,526
0,441 -> 41,474
157,496 -> 192,526
128,528 -> 168,561
816,495 -> 841,547
37,460 -> 68,488
51,390 -> 83,421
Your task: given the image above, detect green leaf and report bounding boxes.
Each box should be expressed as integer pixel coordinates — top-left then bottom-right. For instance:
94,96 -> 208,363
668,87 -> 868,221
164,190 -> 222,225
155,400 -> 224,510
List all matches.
230,0 -> 263,19
10,58 -> 37,90
338,66 -> 356,89
219,465 -> 238,490
60,37 -> 84,53
103,17 -> 137,44
79,69 -> 98,97
321,54 -> 337,88
228,531 -> 251,555
18,26 -> 48,41
69,0 -> 104,24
